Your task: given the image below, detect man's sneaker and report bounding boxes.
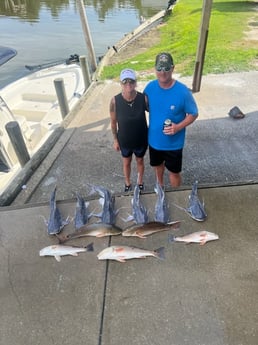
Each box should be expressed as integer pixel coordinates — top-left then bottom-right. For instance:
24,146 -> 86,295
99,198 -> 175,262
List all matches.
124,184 -> 132,192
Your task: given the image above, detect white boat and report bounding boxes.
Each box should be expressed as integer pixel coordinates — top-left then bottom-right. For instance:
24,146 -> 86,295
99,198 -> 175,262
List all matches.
0,47 -> 85,196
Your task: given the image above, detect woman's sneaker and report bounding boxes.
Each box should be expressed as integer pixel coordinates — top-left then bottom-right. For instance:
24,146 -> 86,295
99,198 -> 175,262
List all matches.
138,184 -> 144,191
124,184 -> 132,192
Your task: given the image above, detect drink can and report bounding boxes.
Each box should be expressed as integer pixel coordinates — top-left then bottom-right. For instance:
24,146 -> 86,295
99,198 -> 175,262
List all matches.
163,119 -> 172,129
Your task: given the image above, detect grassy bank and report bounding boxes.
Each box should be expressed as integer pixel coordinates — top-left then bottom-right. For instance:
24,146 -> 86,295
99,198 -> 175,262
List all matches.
101,0 -> 258,80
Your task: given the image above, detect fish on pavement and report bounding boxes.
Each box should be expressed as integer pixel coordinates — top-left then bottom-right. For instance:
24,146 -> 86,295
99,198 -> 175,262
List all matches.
57,222 -> 123,243
47,186 -> 69,235
122,221 -> 180,238
175,181 -> 207,222
74,192 -> 90,230
97,245 -> 165,262
169,231 -> 219,245
39,243 -> 94,262
154,182 -> 170,223
131,184 -> 148,224
90,185 -> 117,224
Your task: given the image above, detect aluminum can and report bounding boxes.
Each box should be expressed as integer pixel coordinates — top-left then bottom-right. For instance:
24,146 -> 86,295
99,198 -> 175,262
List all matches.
163,119 -> 172,129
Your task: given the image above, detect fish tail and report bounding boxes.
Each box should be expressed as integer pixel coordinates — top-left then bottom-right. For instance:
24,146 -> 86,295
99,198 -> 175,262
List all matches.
55,233 -> 67,244
85,242 -> 94,252
155,247 -> 165,260
39,214 -> 48,226
167,220 -> 181,230
168,234 -> 175,243
172,203 -> 187,212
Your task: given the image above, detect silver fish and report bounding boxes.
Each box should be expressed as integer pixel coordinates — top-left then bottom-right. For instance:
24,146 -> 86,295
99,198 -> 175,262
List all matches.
39,243 -> 94,262
154,182 -> 170,223
169,231 -> 219,245
175,181 -> 207,222
47,187 -> 69,235
90,185 -> 117,224
57,223 -> 122,243
74,192 -> 89,230
131,184 -> 148,224
122,221 -> 180,238
97,245 -> 165,262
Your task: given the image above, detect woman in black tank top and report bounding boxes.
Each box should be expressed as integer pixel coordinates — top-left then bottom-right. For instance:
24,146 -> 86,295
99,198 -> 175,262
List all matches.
110,68 -> 148,192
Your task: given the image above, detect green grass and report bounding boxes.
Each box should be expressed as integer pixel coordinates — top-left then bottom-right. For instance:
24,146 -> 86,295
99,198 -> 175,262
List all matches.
100,0 -> 258,80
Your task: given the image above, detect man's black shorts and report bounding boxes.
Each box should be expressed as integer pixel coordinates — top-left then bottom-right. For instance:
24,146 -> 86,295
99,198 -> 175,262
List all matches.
149,145 -> 183,173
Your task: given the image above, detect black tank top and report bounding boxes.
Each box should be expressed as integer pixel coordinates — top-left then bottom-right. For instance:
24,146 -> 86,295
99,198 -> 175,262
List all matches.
115,92 -> 148,150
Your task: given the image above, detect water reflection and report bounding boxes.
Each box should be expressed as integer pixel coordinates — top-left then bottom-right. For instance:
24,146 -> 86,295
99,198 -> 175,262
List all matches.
1,0 -> 70,21
0,0 -> 168,87
0,0 -> 167,22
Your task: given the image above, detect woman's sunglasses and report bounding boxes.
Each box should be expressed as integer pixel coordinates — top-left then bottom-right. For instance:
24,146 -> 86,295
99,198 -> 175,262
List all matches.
121,78 -> 136,85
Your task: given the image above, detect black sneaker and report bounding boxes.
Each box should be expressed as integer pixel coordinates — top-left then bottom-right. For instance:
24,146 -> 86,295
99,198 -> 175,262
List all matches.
138,184 -> 144,191
124,184 -> 132,192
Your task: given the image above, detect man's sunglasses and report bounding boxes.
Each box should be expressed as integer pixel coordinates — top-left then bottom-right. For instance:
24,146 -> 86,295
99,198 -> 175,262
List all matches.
155,66 -> 172,72
121,78 -> 136,84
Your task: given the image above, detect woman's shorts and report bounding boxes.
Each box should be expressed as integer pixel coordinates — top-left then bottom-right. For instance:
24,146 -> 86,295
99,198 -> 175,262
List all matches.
120,145 -> 148,158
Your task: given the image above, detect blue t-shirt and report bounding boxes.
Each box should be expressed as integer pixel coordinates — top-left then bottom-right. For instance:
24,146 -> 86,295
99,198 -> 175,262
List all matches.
144,79 -> 198,150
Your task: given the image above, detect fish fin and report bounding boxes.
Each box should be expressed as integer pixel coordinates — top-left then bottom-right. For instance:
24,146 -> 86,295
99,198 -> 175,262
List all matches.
55,233 -> 67,244
173,203 -> 188,213
116,258 -> 126,263
122,214 -> 134,222
91,211 -> 102,218
168,234 -> 175,243
200,241 -> 206,245
98,197 -> 104,206
114,207 -> 121,216
55,255 -> 61,262
62,216 -> 70,226
168,220 -> 181,230
199,238 -> 207,245
155,247 -> 165,260
39,215 -> 48,226
88,207 -> 98,218
191,217 -> 205,222
85,243 -> 94,251
136,231 -> 147,239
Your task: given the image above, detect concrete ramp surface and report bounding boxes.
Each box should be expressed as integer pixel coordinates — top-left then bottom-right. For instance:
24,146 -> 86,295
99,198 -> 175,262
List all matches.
1,184 -> 258,345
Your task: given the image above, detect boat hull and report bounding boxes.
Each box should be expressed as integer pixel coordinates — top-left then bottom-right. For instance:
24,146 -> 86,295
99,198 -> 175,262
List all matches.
0,62 -> 84,194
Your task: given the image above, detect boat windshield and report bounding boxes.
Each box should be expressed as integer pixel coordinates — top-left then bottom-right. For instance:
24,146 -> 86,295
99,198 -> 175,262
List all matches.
0,46 -> 17,67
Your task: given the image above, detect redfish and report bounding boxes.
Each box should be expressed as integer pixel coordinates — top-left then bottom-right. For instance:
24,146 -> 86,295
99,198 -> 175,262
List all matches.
57,223 -> 122,243
122,221 -> 180,238
169,231 -> 219,245
39,243 -> 94,262
97,245 -> 165,262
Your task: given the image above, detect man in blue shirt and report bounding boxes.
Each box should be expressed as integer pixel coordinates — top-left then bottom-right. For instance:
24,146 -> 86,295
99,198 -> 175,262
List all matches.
144,52 -> 198,187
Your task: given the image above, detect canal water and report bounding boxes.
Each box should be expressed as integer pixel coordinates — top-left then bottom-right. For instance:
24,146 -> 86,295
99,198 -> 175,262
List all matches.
0,0 -> 168,88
